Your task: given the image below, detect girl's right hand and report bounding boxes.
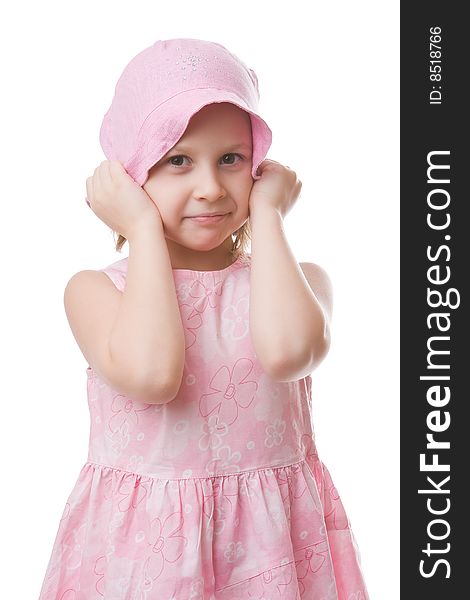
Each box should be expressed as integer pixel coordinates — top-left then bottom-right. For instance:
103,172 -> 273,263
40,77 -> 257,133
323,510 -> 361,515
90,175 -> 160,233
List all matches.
85,160 -> 163,240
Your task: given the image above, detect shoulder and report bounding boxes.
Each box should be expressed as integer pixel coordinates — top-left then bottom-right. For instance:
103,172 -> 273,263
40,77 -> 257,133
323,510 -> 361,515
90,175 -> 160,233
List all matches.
64,268 -> 120,291
63,269 -> 122,310
299,261 -> 334,322
299,261 -> 332,286
64,258 -> 128,296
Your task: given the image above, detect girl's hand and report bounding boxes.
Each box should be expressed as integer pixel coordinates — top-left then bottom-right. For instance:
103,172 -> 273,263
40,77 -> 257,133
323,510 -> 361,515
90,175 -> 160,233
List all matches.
85,160 -> 163,240
249,159 -> 302,219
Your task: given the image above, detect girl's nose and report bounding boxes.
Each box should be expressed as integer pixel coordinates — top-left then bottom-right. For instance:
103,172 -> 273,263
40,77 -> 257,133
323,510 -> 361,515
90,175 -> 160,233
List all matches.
193,163 -> 226,200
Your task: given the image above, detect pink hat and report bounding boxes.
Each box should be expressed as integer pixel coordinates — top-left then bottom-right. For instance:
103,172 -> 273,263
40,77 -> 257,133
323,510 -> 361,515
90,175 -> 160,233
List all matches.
99,38 -> 272,186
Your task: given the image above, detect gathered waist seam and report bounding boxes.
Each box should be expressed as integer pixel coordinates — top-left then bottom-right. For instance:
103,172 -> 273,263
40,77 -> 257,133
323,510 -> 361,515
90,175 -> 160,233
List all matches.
84,457 -> 309,482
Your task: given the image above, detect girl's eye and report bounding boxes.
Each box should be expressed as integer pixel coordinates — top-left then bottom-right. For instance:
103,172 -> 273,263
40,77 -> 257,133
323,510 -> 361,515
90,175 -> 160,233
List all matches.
167,153 -> 243,168
221,153 -> 243,165
168,155 -> 189,167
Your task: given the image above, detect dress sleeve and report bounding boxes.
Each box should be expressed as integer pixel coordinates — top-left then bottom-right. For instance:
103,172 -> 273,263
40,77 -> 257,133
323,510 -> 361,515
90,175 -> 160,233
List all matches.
99,260 -> 127,293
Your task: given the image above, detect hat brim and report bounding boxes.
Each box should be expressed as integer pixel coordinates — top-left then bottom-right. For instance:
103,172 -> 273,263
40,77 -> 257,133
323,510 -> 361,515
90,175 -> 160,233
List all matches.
125,88 -> 272,186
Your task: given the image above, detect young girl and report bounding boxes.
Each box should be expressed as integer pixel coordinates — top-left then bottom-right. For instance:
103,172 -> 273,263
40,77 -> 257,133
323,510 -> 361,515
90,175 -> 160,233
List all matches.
39,38 -> 369,599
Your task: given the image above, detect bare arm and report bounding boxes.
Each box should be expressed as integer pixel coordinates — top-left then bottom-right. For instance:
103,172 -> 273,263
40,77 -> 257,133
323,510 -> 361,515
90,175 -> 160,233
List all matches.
109,219 -> 186,400
249,205 -> 331,381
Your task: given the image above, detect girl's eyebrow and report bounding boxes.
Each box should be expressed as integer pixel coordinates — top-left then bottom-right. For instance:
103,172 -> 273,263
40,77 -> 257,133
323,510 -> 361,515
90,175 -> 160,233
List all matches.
170,142 -> 251,153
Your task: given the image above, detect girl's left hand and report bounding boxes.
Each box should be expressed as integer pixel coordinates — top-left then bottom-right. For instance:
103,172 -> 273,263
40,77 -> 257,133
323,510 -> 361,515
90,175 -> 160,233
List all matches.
249,159 -> 302,219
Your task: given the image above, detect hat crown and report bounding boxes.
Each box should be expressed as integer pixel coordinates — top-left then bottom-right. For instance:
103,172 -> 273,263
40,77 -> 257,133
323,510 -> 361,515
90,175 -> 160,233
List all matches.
113,39 -> 259,126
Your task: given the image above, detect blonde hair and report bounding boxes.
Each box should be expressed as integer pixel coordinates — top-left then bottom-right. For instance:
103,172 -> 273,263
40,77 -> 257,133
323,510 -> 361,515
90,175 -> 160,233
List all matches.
112,219 -> 252,260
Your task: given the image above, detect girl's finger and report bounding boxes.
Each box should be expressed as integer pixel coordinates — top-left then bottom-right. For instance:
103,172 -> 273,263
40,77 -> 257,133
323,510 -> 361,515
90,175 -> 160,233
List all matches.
85,177 -> 90,200
95,162 -> 106,194
85,176 -> 93,204
100,160 -> 112,190
96,160 -> 105,190
109,159 -> 123,175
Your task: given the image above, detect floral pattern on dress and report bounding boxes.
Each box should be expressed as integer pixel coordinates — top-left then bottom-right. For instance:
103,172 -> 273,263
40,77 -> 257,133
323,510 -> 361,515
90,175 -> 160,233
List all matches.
38,256 -> 369,599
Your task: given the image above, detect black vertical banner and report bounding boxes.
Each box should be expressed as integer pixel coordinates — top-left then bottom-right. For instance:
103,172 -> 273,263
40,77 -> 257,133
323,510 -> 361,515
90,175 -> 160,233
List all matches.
401,3 -> 467,596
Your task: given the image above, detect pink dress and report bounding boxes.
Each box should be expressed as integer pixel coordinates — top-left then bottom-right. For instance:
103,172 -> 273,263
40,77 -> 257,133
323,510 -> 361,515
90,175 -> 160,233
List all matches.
39,253 -> 369,600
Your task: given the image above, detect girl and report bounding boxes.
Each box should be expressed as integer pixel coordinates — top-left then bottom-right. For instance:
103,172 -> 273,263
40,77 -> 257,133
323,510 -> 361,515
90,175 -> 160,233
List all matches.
39,38 -> 369,599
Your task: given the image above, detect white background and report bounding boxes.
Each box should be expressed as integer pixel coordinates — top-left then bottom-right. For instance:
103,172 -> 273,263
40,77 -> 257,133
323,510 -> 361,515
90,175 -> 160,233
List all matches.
1,1 -> 399,597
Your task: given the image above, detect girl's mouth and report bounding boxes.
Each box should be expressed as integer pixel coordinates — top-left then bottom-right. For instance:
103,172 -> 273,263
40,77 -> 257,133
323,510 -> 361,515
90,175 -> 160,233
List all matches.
187,214 -> 228,224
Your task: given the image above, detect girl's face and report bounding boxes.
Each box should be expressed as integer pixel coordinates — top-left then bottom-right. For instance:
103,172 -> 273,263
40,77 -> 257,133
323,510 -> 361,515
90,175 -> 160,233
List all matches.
142,102 -> 254,268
